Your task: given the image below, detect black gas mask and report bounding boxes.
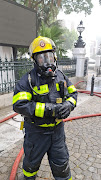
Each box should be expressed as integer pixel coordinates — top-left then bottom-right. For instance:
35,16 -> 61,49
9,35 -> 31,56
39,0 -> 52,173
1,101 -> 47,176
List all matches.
34,51 -> 56,78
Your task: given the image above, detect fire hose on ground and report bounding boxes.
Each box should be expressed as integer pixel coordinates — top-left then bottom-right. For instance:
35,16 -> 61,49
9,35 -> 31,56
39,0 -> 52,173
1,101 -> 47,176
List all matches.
0,113 -> 18,123
0,79 -> 101,180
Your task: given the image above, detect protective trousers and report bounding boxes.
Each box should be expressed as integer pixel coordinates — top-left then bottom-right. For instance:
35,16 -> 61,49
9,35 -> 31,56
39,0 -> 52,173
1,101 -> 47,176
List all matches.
23,122 -> 72,180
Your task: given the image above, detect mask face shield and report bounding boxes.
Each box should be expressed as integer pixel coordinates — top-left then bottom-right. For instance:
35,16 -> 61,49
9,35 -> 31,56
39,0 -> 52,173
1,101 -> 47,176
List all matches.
35,52 -> 54,66
34,51 -> 56,79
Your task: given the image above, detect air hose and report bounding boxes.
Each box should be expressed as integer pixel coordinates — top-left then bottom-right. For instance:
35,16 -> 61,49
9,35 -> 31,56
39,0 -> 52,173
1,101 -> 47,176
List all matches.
0,113 -> 18,123
74,80 -> 86,87
9,147 -> 24,180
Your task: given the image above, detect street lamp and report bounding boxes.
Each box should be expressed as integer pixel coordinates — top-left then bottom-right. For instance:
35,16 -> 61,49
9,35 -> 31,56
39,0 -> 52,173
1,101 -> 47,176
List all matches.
77,20 -> 85,36
74,20 -> 86,48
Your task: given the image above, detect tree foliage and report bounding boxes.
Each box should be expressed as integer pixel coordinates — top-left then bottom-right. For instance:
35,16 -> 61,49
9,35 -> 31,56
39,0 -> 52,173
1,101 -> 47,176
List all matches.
39,20 -> 65,56
13,0 -> 93,57
61,0 -> 93,15
63,29 -> 78,50
13,0 -> 93,26
39,21 -> 78,57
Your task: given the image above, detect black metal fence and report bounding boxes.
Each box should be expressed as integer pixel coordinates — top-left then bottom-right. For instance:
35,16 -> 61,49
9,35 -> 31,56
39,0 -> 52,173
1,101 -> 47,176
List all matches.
0,57 -> 33,94
0,57 -> 76,94
58,57 -> 77,77
84,58 -> 88,76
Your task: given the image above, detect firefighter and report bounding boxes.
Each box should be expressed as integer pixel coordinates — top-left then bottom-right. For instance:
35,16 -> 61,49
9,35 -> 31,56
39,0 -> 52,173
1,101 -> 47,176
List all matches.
13,36 -> 77,180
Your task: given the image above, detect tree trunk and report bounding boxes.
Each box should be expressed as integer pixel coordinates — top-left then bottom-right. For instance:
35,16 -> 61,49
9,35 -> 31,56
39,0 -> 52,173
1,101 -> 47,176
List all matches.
57,0 -> 62,7
28,0 -> 32,8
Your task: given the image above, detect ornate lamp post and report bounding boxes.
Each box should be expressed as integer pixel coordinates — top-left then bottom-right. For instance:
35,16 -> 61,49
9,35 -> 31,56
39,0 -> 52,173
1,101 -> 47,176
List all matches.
74,20 -> 86,48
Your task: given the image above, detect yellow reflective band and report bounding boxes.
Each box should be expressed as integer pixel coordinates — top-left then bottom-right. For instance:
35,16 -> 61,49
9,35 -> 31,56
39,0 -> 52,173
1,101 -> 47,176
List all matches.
66,97 -> 76,106
39,121 -> 60,127
33,84 -> 49,95
23,169 -> 38,177
69,177 -> 72,180
67,85 -> 77,94
13,92 -> 32,104
35,102 -> 45,118
56,83 -> 60,91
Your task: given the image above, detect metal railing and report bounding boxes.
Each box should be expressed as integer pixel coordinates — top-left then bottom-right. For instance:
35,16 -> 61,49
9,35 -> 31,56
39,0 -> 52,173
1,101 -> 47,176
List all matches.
0,57 -> 33,94
0,57 -> 76,94
58,57 -> 77,77
84,58 -> 88,76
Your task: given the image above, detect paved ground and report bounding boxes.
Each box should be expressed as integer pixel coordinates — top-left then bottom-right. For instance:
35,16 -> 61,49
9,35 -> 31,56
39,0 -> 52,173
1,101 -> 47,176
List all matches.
0,91 -> 101,180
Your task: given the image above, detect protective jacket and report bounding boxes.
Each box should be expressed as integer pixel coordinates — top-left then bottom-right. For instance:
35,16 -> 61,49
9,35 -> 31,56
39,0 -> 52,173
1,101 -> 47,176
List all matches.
13,66 -> 77,131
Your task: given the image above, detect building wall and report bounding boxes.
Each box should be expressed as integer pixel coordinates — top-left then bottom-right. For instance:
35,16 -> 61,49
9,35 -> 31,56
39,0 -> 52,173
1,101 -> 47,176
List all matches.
0,46 -> 13,61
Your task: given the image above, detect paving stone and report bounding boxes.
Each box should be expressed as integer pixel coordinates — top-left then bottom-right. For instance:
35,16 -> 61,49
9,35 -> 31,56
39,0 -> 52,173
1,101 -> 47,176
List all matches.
70,155 -> 77,162
0,165 -> 11,174
92,163 -> 101,169
0,162 -> 5,167
80,163 -> 88,171
73,152 -> 81,159
73,159 -> 82,166
75,174 -> 84,179
88,167 -> 97,173
88,157 -> 95,162
82,170 -> 93,177
41,171 -> 51,179
71,169 -> 76,177
85,160 -> 93,167
0,173 -> 10,180
97,154 -> 101,158
92,173 -> 101,180
74,167 -> 82,174
97,168 -> 101,175
37,170 -> 43,177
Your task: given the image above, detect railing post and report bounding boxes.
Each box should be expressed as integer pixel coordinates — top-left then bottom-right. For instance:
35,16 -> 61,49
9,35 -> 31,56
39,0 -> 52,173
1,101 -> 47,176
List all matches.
90,75 -> 95,96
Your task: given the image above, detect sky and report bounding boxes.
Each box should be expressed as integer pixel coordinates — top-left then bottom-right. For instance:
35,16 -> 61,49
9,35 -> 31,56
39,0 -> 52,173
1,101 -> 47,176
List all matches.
57,0 -> 101,55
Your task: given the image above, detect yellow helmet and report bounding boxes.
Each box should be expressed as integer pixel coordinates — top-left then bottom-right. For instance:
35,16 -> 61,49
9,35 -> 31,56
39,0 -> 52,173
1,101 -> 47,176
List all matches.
29,36 -> 56,58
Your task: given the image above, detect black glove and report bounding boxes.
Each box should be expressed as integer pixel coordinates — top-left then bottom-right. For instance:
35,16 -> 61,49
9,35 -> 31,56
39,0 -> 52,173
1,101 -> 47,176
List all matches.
45,103 -> 62,118
58,101 -> 73,119
45,103 -> 55,117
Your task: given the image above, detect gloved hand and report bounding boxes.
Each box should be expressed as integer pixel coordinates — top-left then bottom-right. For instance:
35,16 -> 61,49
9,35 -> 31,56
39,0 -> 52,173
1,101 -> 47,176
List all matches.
45,103 -> 62,118
58,101 -> 73,119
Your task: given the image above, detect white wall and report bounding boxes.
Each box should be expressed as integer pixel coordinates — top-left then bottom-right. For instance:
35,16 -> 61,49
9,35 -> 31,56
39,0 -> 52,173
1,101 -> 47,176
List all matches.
0,46 -> 13,61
